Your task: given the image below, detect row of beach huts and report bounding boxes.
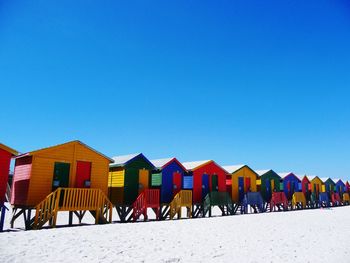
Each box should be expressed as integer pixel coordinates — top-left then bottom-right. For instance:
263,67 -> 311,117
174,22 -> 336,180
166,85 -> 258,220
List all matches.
0,140 -> 349,231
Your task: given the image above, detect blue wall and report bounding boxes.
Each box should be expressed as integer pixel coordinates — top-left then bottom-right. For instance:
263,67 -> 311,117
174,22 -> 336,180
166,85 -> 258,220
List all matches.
283,174 -> 301,199
160,161 -> 186,203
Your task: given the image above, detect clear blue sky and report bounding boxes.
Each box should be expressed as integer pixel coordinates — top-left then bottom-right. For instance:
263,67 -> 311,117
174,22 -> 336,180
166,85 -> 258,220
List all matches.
1,1 -> 350,179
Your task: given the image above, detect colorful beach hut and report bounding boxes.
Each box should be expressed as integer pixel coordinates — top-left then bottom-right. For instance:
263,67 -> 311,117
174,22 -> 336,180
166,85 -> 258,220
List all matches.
224,165 -> 259,203
279,172 -> 301,200
307,176 -> 323,197
300,175 -> 315,207
151,158 -> 191,219
182,160 -> 228,217
224,165 -> 264,213
334,179 -> 346,195
0,143 -> 18,231
109,153 -> 156,222
255,170 -> 281,202
320,178 -> 335,198
11,140 -> 114,230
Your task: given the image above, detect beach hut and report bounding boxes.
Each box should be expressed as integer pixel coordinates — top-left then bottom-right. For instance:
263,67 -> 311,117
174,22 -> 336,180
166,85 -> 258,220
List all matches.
151,158 -> 191,219
300,175 -> 316,208
279,172 -> 301,200
10,140 -> 114,230
256,170 -> 281,202
224,165 -> 264,213
346,181 -> 350,193
109,153 -> 156,222
307,176 -> 323,198
334,179 -> 346,195
182,160 -> 228,217
0,143 -> 18,231
320,178 -> 335,198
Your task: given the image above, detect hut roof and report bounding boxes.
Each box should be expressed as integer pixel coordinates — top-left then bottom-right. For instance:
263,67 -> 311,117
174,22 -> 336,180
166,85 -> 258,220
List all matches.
279,172 -> 301,181
17,140 -> 113,162
110,153 -> 154,168
222,164 -> 245,174
334,179 -> 345,185
151,157 -> 187,171
182,160 -> 212,171
255,169 -> 272,176
320,177 -> 335,184
0,143 -> 18,156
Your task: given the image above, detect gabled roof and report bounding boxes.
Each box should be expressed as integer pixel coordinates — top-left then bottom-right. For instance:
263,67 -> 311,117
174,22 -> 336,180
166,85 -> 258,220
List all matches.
279,172 -> 301,181
333,179 -> 345,185
0,143 -> 18,156
182,160 -> 212,171
294,174 -> 305,181
110,153 -> 154,168
17,140 -> 113,162
151,157 -> 187,171
255,169 -> 272,176
255,169 -> 282,179
306,175 -> 321,182
301,175 -> 310,182
222,164 -> 246,174
320,177 -> 335,184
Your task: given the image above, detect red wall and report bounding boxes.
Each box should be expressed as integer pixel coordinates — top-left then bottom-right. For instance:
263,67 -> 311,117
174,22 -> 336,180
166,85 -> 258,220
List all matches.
301,177 -> 309,194
0,149 -> 12,204
11,156 -> 32,206
192,161 -> 227,204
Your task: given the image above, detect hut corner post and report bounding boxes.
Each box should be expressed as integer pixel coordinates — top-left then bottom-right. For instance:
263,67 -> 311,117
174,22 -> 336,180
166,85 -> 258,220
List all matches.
10,206 -> 34,230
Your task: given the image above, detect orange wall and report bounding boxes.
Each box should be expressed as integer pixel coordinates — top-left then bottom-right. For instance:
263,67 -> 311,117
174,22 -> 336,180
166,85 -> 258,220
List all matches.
231,167 -> 257,203
26,142 -> 109,206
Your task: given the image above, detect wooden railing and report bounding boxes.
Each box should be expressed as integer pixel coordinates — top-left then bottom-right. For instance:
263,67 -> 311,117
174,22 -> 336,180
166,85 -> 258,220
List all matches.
132,189 -> 160,221
169,192 -> 181,219
33,188 -> 113,230
132,192 -> 146,221
169,190 -> 192,219
292,192 -> 306,209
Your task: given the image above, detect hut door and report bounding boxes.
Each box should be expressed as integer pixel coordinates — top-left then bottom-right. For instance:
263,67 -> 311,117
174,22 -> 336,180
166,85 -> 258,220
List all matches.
173,172 -> 182,196
238,177 -> 244,201
291,182 -> 295,195
211,174 -> 218,192
139,169 -> 149,193
75,161 -> 91,188
202,174 -> 209,199
265,179 -> 271,198
245,177 -> 251,192
52,162 -> 70,191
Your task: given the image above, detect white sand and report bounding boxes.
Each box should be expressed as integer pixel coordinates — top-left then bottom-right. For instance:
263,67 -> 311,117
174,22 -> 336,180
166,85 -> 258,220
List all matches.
0,205 -> 350,262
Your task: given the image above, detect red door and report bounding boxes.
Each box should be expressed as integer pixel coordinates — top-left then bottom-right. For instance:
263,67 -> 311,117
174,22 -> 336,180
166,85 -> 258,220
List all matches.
245,177 -> 251,192
173,172 -> 182,196
75,161 -> 91,188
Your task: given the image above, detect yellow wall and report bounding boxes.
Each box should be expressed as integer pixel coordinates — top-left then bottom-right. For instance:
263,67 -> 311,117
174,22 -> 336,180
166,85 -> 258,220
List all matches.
310,177 -> 323,194
231,167 -> 258,203
26,142 -> 110,206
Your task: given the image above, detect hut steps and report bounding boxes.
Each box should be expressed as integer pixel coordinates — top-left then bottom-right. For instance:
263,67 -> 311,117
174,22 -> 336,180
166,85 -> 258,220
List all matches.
30,188 -> 113,230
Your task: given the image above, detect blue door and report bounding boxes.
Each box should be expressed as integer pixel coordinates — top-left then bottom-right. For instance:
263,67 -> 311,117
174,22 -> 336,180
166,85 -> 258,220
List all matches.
266,179 -> 271,197
202,174 -> 209,199
291,181 -> 295,195
238,177 -> 244,201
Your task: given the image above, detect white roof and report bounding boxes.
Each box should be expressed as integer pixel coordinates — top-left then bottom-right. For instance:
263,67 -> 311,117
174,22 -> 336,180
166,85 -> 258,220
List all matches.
111,153 -> 141,166
333,178 -> 342,184
306,175 -> 319,181
294,174 -> 305,181
151,158 -> 174,169
182,160 -> 211,170
319,177 -> 329,183
222,165 -> 245,174
255,170 -> 271,176
278,172 -> 293,178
